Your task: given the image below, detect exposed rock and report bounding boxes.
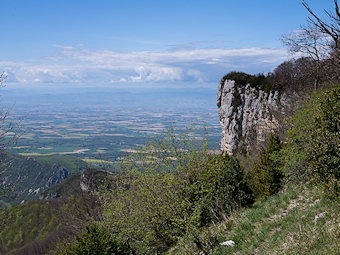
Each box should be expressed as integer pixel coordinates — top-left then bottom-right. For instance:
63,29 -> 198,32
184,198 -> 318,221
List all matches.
40,168 -> 113,200
220,240 -> 235,247
46,164 -> 69,187
217,78 -> 294,155
314,212 -> 326,224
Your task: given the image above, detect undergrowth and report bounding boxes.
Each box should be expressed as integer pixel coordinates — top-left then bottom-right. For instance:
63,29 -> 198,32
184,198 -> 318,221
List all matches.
168,184 -> 340,254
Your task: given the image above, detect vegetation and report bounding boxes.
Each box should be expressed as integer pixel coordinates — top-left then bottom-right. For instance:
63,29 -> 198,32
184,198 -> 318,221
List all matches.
57,225 -> 132,255
0,72 -> 20,200
0,1 -> 339,254
168,184 -> 340,255
1,84 -> 338,254
0,192 -> 98,254
282,84 -> 340,198
282,0 -> 340,88
99,129 -> 253,254
221,72 -> 278,95
250,133 -> 283,198
34,154 -> 88,173
0,152 -> 73,207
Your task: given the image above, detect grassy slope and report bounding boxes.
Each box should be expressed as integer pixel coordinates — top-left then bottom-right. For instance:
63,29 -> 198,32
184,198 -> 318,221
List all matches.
33,154 -> 88,173
169,184 -> 340,255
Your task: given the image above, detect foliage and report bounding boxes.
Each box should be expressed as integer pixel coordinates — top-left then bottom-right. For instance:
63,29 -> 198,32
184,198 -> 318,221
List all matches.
282,84 -> 340,198
100,128 -> 253,254
198,154 -> 254,225
0,72 -> 21,200
57,225 -> 132,255
0,176 -> 103,254
0,199 -> 64,254
307,84 -> 340,197
221,71 -> 283,95
169,184 -> 340,255
250,133 -> 283,198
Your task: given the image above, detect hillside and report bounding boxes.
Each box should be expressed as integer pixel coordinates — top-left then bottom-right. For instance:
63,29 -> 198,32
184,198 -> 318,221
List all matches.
168,184 -> 340,254
0,152 -> 87,207
0,168 -> 109,254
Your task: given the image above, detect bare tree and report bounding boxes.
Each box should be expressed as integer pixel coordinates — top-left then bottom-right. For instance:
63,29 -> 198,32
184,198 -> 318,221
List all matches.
282,0 -> 340,88
270,57 -> 318,93
302,0 -> 340,49
0,72 -> 20,199
0,72 -> 17,151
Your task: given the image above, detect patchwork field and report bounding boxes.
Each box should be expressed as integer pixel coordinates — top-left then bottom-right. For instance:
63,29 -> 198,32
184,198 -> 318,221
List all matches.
5,88 -> 221,166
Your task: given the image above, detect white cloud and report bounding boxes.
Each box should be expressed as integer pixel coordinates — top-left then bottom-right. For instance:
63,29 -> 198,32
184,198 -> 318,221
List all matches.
0,45 -> 289,87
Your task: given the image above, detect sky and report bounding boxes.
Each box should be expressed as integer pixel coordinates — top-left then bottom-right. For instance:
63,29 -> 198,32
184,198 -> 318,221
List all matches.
0,0 -> 335,88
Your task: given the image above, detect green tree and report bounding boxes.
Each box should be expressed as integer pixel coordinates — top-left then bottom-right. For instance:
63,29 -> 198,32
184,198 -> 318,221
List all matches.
282,84 -> 340,198
250,133 -> 283,198
308,84 -> 340,197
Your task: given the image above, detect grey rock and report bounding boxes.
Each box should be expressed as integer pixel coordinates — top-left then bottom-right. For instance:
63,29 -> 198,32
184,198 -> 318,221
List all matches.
217,79 -> 293,155
314,212 -> 326,224
220,240 -> 235,246
45,164 -> 69,187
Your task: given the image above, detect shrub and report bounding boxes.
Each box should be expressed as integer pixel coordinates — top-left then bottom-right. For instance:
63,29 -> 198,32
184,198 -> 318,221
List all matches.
307,84 -> 340,197
57,225 -> 132,255
250,133 -> 283,198
100,128 -> 253,254
282,84 -> 340,198
198,154 -> 254,225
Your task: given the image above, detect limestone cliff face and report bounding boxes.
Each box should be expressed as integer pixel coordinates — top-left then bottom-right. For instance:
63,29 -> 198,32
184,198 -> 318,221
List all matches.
217,79 -> 292,155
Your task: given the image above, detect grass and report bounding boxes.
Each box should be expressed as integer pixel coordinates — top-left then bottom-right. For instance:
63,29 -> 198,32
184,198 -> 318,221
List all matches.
12,146 -> 31,149
81,158 -> 113,164
34,155 -> 88,173
168,184 -> 340,255
18,152 -> 53,156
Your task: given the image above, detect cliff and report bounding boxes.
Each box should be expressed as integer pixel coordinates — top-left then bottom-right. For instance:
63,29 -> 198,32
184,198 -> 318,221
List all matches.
217,73 -> 294,155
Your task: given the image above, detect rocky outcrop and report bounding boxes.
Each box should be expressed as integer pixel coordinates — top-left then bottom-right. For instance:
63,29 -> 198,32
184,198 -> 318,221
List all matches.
40,168 -> 113,200
217,78 -> 293,155
46,164 -> 69,187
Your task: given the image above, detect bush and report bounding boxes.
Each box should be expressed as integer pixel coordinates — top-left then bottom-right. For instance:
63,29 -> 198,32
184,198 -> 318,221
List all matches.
199,154 -> 254,225
100,128 -> 253,254
57,225 -> 132,255
282,84 -> 340,198
250,133 -> 283,198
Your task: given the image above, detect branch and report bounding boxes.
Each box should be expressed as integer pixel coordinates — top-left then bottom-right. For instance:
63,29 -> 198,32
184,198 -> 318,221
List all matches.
335,0 -> 340,19
302,0 -> 339,44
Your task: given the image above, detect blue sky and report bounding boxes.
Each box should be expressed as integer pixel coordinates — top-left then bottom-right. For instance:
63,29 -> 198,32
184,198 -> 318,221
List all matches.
0,0 -> 334,88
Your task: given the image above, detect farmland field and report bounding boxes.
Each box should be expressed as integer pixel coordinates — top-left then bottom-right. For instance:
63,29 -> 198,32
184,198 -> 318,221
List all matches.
3,87 -> 221,166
